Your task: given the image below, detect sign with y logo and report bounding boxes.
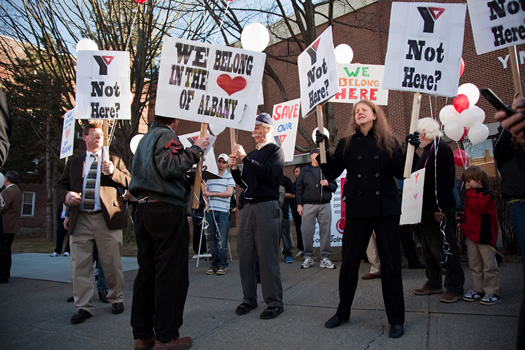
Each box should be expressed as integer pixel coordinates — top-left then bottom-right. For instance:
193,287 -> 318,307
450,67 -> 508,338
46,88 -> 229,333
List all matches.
383,2 -> 466,97
75,50 -> 131,120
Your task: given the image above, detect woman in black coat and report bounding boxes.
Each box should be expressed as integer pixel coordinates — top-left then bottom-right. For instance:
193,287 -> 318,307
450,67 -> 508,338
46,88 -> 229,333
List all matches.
318,100 -> 409,338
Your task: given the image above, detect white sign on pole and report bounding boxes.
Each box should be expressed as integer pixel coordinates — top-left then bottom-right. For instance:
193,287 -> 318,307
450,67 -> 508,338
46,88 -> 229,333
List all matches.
271,99 -> 300,162
383,2 -> 466,97
400,168 -> 426,225
313,170 -> 346,248
330,64 -> 389,105
298,26 -> 339,118
156,37 -> 266,132
75,50 -> 131,120
467,0 -> 525,55
60,109 -> 76,159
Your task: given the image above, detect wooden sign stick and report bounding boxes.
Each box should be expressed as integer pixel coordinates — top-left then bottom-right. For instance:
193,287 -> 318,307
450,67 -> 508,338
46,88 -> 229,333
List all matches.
316,104 -> 327,164
192,123 -> 208,209
404,92 -> 421,178
508,46 -> 523,98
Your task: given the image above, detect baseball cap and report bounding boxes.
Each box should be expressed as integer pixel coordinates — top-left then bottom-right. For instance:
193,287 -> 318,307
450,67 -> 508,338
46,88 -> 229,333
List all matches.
255,113 -> 273,126
218,153 -> 229,162
310,148 -> 320,155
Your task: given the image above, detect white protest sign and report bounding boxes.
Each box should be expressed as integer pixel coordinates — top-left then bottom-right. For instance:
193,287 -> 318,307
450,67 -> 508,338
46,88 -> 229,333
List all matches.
271,98 -> 300,162
178,131 -> 218,176
467,0 -> 525,55
383,3 -> 466,97
60,109 -> 76,159
313,170 -> 346,247
156,37 -> 266,132
298,26 -> 338,118
331,64 -> 389,105
400,168 -> 426,225
75,50 -> 131,120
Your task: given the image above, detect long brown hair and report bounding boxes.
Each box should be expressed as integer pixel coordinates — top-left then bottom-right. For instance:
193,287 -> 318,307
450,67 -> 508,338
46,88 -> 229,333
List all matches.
344,100 -> 399,156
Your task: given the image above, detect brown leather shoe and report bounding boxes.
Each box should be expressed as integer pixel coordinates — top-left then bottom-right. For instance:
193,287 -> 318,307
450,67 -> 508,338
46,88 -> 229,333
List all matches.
413,283 -> 443,295
70,309 -> 93,324
154,337 -> 192,350
440,292 -> 461,303
361,273 -> 381,280
134,336 -> 155,350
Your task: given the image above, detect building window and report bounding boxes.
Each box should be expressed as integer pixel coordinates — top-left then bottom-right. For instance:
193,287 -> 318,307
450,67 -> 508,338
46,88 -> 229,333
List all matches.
21,191 -> 35,217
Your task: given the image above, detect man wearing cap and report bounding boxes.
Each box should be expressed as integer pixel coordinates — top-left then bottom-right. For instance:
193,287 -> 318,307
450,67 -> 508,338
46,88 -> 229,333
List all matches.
296,148 -> 338,269
229,112 -> 285,320
203,153 -> 235,275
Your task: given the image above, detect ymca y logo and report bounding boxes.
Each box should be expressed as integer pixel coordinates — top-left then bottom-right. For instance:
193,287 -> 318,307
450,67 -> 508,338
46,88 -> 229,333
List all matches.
418,7 -> 445,33
93,56 -> 115,75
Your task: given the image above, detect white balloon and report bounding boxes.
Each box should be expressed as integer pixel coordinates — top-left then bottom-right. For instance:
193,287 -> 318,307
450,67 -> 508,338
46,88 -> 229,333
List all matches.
129,134 -> 144,154
241,23 -> 269,52
209,124 -> 226,136
459,109 -> 478,128
458,83 -> 480,106
334,44 -> 354,64
468,123 -> 489,145
439,105 -> 460,125
444,120 -> 464,141
76,38 -> 98,51
470,105 -> 486,124
312,127 -> 330,141
0,173 -> 4,188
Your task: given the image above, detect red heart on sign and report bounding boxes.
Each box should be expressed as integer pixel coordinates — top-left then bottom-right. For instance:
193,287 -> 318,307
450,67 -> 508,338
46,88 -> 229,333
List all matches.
66,128 -> 70,139
217,74 -> 247,96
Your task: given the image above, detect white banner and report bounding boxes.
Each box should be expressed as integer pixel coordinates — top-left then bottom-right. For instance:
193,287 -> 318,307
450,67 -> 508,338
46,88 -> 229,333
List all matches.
156,37 -> 266,132
60,109 -> 76,159
313,170 -> 346,248
178,131 -> 218,176
271,99 -> 300,162
298,26 -> 338,118
383,2 -> 466,97
331,64 -> 389,105
400,168 -> 426,225
75,50 -> 131,120
467,0 -> 525,55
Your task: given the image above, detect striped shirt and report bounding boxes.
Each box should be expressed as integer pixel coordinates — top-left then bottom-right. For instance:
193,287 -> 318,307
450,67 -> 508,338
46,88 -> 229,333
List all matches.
207,170 -> 235,213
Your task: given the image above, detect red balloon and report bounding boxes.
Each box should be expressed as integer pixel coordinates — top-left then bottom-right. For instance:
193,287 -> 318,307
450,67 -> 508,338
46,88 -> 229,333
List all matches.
459,58 -> 465,77
453,149 -> 468,167
460,127 -> 468,141
453,94 -> 469,113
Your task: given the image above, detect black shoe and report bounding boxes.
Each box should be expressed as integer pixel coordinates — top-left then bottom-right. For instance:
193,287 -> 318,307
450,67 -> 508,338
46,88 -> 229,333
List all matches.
70,309 -> 93,324
260,306 -> 284,319
111,302 -> 124,314
325,314 -> 349,329
235,302 -> 257,315
98,291 -> 109,303
408,261 -> 425,269
389,324 -> 404,338
66,296 -> 74,302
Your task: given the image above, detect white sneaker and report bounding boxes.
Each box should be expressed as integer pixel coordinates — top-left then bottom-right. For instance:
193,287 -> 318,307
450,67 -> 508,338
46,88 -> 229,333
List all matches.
480,293 -> 501,305
301,257 -> 315,269
463,290 -> 483,302
50,252 -> 58,257
296,250 -> 304,257
320,258 -> 336,269
63,252 -> 70,257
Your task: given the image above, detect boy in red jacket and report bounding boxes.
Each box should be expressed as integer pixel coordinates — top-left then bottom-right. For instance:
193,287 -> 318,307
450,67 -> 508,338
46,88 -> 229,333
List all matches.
460,166 -> 500,305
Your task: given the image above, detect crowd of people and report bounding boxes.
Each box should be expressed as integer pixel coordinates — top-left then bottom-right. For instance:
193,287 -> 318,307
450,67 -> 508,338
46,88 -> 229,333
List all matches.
1,86 -> 525,349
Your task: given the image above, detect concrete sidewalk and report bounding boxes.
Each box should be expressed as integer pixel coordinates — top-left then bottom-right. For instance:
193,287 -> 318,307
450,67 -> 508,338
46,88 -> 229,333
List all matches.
0,253 -> 520,349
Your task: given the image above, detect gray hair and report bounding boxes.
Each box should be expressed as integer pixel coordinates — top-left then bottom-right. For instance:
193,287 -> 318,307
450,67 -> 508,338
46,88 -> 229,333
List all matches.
5,170 -> 19,184
417,118 -> 443,139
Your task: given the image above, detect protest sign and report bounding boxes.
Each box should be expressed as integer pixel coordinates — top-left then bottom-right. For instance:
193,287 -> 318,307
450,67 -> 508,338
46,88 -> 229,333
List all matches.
400,168 -> 426,225
297,26 -> 338,118
76,50 -> 131,120
156,37 -> 266,132
383,2 -> 466,97
271,98 -> 300,162
467,0 -> 525,55
60,109 -> 76,159
331,64 -> 388,105
179,130 -> 218,176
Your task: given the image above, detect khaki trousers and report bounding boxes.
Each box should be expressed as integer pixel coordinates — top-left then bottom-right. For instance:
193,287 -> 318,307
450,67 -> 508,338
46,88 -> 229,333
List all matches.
466,237 -> 500,295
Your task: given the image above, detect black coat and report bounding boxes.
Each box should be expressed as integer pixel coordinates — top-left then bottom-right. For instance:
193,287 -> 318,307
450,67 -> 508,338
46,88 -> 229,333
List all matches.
320,128 -> 405,218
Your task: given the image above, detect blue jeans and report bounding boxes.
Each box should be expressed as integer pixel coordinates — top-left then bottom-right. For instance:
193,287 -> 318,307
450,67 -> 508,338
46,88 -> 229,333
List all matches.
206,211 -> 230,268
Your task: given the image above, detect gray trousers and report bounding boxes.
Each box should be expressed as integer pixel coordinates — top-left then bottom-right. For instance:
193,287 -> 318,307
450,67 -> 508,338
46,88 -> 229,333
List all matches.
238,201 -> 283,308
301,203 -> 332,259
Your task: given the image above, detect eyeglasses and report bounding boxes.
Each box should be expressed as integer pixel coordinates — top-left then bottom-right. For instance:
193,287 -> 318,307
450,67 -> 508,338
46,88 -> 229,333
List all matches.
89,132 -> 103,137
218,160 -> 227,164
